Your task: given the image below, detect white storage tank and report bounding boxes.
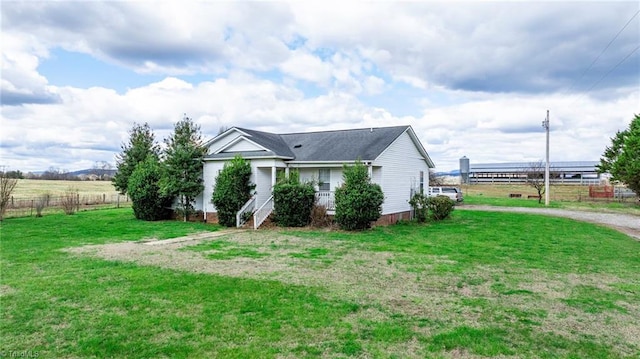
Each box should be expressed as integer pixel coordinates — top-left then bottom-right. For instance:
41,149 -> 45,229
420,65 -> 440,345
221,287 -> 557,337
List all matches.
460,156 -> 470,184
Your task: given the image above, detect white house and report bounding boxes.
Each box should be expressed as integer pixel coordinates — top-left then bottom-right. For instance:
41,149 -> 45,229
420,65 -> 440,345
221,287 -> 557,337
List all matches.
195,125 -> 435,227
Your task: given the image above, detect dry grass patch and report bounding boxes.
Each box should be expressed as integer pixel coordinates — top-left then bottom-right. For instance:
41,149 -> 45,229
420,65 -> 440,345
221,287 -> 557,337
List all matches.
66,227 -> 640,356
12,179 -> 118,198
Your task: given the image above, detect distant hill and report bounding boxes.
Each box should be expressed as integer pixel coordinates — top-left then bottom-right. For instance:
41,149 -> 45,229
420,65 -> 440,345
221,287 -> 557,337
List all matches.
69,169 -> 118,177
435,169 -> 460,177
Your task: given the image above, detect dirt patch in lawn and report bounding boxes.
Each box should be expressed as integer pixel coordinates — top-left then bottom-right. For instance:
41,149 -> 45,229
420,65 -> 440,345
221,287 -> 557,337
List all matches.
66,231 -> 456,314
0,284 -> 17,297
65,230 -> 640,355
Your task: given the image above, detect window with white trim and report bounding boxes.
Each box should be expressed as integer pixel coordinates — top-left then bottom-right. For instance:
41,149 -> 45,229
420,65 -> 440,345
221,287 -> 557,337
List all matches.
318,169 -> 330,191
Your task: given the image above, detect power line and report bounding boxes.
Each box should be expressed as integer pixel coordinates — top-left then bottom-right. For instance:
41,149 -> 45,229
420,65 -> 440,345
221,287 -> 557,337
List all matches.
564,10 -> 640,94
572,44 -> 639,103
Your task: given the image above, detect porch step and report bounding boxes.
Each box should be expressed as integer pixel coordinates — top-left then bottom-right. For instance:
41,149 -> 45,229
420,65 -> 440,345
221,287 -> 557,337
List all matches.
256,213 -> 275,229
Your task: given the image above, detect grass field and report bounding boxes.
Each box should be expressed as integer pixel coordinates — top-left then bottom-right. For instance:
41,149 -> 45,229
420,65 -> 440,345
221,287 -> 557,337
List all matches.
10,179 -> 118,198
4,180 -> 128,218
1,208 -> 638,358
461,184 -> 640,215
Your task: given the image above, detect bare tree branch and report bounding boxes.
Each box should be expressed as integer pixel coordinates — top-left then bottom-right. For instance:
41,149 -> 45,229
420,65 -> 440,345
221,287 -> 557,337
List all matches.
0,171 -> 18,220
522,160 -> 546,204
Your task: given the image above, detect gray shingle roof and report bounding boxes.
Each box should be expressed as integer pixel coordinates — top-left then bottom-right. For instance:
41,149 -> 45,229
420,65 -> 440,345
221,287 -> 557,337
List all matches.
280,126 -> 409,161
210,125 -> 420,162
235,128 -> 296,158
470,161 -> 600,173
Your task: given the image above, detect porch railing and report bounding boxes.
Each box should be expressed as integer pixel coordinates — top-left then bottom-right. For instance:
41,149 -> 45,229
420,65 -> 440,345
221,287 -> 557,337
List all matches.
253,195 -> 274,230
315,191 -> 335,211
236,196 -> 256,228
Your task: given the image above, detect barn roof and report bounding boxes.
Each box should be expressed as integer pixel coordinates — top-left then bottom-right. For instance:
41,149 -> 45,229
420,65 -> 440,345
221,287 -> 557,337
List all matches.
470,161 -> 600,173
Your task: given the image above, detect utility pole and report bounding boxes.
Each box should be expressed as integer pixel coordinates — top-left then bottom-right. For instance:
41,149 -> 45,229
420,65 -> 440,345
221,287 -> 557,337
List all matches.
542,110 -> 550,206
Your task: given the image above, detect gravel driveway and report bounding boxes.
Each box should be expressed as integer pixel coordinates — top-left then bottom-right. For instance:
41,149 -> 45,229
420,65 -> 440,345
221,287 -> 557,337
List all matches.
458,205 -> 640,240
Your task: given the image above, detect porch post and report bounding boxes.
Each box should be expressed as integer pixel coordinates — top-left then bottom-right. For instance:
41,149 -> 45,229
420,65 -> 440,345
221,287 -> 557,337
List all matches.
271,166 -> 277,189
368,163 -> 373,178
285,167 -> 290,178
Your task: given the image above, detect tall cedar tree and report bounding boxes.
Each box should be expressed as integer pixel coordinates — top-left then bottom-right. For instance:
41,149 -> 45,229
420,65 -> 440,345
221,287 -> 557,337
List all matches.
211,155 -> 255,227
112,123 -> 159,194
598,114 -> 640,196
161,115 -> 207,221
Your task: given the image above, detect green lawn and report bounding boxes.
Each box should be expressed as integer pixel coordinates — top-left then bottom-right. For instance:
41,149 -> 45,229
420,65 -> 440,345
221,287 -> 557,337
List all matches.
1,208 -> 639,358
464,194 -> 640,215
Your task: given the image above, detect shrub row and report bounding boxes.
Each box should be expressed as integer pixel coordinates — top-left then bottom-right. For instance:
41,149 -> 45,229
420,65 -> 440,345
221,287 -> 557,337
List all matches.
409,193 -> 455,222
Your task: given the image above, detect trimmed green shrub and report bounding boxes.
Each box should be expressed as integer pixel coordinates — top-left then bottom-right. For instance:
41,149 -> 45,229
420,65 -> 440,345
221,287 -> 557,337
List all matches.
334,160 -> 384,230
428,195 -> 455,220
273,175 -> 316,227
409,192 -> 429,223
211,155 -> 255,227
127,157 -> 172,221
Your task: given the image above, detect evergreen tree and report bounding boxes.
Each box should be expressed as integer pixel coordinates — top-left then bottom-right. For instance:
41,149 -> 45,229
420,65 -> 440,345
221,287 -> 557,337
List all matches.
598,114 -> 640,196
161,115 -> 207,221
211,155 -> 255,227
334,160 -> 384,230
112,123 -> 159,194
273,171 -> 316,227
128,157 -> 172,221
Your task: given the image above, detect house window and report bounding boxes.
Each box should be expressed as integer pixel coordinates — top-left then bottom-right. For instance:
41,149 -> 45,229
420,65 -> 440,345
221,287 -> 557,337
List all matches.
419,171 -> 424,194
319,169 -> 330,191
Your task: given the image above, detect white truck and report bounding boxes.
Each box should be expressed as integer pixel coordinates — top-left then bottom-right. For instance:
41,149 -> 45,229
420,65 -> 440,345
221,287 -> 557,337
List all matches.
427,187 -> 464,203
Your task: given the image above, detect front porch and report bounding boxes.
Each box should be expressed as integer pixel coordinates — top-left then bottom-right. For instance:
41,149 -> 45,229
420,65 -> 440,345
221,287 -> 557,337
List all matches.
236,190 -> 336,229
314,191 -> 336,212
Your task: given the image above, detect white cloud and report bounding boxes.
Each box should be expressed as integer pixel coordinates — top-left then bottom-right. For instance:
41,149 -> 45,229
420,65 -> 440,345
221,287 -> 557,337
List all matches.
363,76 -> 385,95
0,33 -> 60,105
280,50 -> 333,85
1,1 -> 638,173
1,73 -> 637,172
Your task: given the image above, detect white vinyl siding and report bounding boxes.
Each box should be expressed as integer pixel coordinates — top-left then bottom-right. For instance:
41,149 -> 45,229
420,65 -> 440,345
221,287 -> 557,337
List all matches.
297,168 -> 316,183
249,159 -> 285,209
200,161 -> 226,212
374,131 -> 430,215
255,167 -> 272,209
371,166 -> 382,186
206,131 -> 243,154
223,139 -> 264,152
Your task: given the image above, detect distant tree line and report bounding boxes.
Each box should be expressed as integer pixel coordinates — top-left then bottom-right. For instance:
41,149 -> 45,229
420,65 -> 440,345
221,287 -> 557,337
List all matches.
0,170 -> 24,179
37,168 -> 79,180
0,168 -> 80,181
3,161 -> 117,181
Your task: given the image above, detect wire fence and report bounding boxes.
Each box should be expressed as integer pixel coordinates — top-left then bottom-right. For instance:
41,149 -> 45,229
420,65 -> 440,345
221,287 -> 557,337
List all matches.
4,193 -> 131,218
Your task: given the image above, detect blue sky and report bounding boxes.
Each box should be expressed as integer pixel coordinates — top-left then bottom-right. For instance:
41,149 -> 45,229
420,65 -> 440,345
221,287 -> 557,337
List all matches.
1,1 -> 639,172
